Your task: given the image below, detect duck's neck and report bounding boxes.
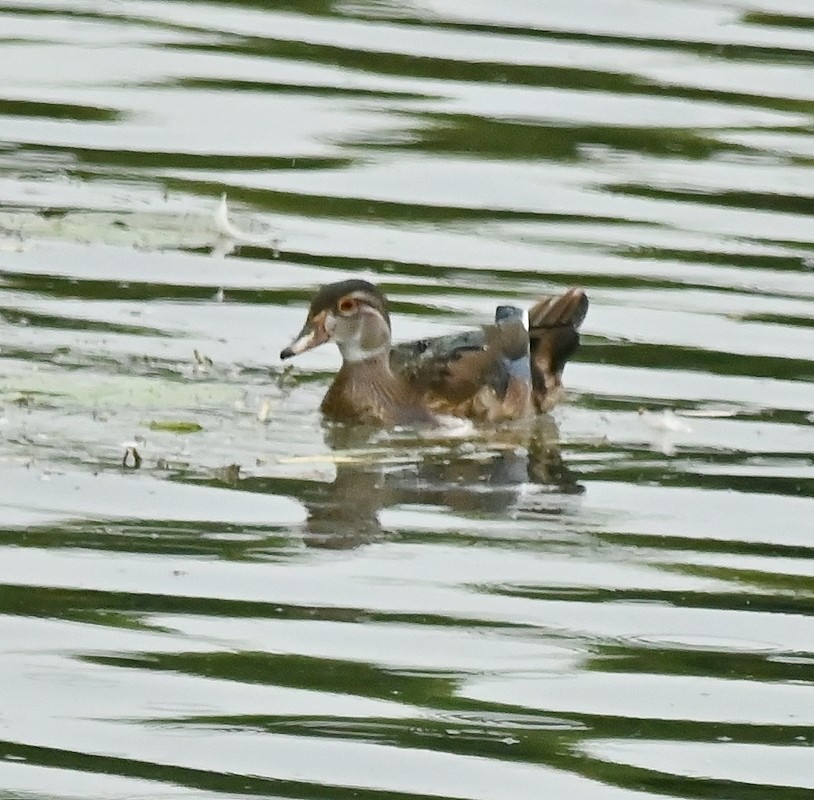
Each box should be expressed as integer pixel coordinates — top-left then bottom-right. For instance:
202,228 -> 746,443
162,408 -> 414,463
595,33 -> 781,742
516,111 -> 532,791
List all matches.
337,351 -> 394,381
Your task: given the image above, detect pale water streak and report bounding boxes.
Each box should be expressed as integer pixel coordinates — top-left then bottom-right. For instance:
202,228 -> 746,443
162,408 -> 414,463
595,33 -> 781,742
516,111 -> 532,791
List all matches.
0,2 -> 813,799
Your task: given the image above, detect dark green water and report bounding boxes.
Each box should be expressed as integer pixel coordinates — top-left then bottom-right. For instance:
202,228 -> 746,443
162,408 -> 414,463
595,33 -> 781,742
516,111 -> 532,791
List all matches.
1,2 -> 813,799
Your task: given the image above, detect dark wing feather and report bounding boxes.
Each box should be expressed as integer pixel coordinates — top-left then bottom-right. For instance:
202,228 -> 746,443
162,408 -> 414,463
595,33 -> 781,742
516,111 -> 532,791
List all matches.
391,329 -> 493,403
390,318 -> 531,418
527,288 -> 588,411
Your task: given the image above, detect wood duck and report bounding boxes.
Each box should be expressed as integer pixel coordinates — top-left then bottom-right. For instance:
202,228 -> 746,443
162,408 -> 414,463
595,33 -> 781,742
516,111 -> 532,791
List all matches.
280,279 -> 588,427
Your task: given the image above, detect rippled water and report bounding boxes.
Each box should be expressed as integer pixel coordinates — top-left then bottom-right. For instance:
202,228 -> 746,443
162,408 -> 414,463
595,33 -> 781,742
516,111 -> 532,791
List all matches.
1,2 -> 813,798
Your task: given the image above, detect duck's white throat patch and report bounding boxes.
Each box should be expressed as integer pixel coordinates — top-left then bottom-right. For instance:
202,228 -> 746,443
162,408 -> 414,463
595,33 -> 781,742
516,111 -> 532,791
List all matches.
331,305 -> 391,363
337,338 -> 389,363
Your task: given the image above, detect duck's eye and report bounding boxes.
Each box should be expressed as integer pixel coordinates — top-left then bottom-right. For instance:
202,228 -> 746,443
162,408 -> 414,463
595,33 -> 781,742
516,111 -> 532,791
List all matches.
338,297 -> 357,314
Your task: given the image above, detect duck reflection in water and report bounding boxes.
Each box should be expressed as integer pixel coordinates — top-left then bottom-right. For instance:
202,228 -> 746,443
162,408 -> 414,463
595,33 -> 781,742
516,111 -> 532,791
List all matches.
292,417 -> 584,549
274,279 -> 588,547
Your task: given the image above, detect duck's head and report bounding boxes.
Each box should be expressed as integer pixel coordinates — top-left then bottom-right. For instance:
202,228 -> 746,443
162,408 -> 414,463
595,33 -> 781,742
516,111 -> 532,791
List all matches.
280,279 -> 392,364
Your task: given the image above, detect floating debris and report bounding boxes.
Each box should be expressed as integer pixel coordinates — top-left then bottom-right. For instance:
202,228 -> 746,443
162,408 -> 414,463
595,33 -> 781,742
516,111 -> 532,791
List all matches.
213,463 -> 241,485
257,397 -> 274,423
638,407 -> 694,456
212,194 -> 280,251
277,448 -> 413,466
638,407 -> 693,433
147,420 -> 203,433
192,349 -> 213,376
155,457 -> 192,470
122,444 -> 142,469
681,406 -> 741,418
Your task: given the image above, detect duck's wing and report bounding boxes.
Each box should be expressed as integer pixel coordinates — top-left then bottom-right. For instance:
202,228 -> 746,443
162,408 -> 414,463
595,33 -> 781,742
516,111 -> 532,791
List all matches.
527,288 -> 589,411
390,308 -> 532,421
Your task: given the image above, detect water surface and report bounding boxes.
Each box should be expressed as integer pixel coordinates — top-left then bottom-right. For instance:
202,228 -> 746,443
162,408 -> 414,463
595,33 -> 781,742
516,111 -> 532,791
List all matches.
1,2 -> 813,799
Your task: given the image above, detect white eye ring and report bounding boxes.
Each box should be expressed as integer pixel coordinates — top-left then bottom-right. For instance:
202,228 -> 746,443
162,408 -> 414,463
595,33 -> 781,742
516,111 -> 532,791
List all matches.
338,297 -> 357,314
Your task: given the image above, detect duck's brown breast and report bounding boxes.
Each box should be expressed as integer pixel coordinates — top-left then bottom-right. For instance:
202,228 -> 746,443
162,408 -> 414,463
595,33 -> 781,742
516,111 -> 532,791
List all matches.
321,356 -> 435,427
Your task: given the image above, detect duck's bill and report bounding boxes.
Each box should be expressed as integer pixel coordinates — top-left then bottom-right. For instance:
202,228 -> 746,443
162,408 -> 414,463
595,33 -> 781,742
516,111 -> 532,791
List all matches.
280,317 -> 330,360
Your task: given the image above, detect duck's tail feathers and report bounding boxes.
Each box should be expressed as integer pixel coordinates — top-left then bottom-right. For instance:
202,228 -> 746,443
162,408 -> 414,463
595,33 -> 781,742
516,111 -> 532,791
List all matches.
527,288 -> 589,412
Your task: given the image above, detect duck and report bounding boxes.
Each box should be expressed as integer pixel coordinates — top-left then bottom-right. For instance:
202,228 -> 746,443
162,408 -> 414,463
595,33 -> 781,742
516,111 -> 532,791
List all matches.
280,279 -> 588,427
